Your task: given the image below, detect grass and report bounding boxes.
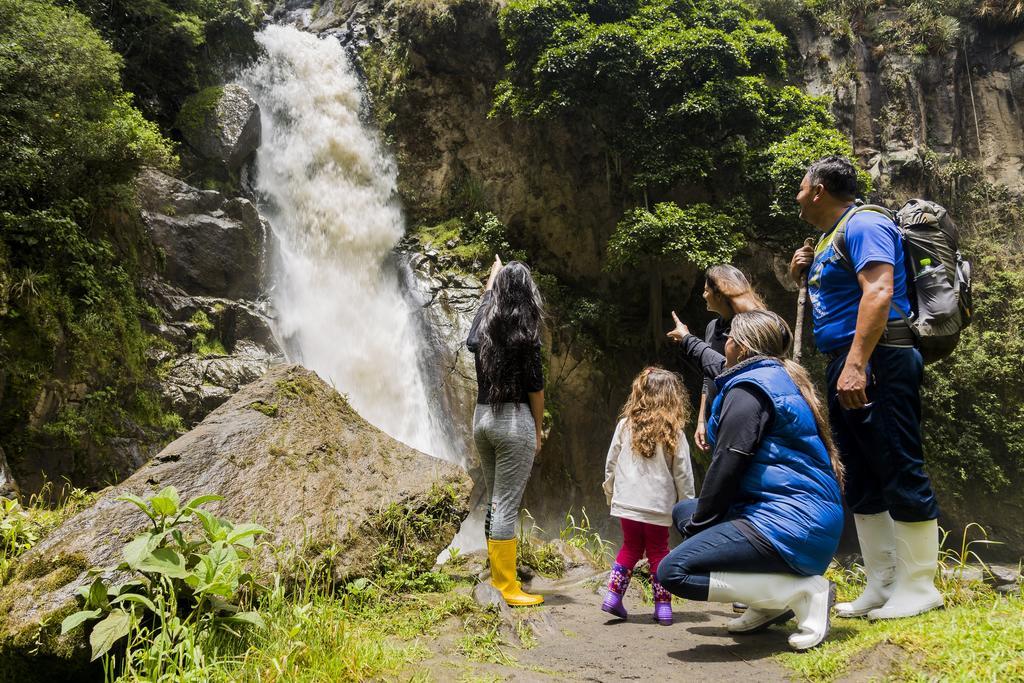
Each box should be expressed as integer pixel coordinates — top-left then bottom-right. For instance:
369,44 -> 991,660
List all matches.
0,483 -> 96,586
777,527 -> 1024,681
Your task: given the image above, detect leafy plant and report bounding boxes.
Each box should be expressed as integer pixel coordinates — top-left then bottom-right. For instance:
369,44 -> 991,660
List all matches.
61,486 -> 267,671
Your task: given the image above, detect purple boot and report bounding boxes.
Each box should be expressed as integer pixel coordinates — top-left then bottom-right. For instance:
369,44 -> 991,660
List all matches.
652,579 -> 673,625
601,563 -> 632,619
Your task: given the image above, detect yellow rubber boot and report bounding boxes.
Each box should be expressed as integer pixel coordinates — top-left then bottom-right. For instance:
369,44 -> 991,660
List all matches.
487,538 -> 544,606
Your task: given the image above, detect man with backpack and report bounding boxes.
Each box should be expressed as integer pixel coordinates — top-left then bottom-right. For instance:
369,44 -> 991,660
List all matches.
789,155 -> 943,621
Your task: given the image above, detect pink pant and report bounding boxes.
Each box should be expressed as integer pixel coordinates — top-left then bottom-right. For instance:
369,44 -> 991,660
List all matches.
614,518 -> 670,577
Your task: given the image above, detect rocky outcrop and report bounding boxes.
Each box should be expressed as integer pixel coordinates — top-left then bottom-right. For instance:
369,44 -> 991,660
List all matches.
0,446 -> 18,500
136,169 -> 283,427
176,84 -> 262,174
796,19 -> 1024,196
138,169 -> 269,300
0,365 -> 472,679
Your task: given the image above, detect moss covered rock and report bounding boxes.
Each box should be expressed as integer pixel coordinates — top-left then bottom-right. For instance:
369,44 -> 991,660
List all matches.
175,84 -> 262,173
0,365 -> 472,678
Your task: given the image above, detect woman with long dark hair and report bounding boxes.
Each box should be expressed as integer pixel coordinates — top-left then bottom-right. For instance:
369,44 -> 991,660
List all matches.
466,255 -> 545,606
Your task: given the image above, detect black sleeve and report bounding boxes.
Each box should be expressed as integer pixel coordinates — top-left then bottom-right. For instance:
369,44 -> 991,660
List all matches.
679,334 -> 726,382
701,320 -> 718,397
466,291 -> 493,352
524,346 -> 543,393
681,384 -> 773,539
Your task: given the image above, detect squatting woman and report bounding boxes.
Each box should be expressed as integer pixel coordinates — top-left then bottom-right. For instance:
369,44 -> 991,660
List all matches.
658,310 -> 845,651
466,255 -> 545,606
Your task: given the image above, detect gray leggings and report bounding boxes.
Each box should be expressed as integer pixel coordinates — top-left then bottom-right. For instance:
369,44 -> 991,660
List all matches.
473,403 -> 537,540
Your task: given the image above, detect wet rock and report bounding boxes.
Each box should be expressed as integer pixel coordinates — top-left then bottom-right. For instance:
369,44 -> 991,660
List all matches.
986,564 -> 1022,588
137,169 -> 268,301
473,581 -> 511,617
0,365 -> 471,679
0,446 -> 18,500
176,84 -> 262,173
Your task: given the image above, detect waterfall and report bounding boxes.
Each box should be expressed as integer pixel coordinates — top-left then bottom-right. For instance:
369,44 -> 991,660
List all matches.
241,25 -> 454,462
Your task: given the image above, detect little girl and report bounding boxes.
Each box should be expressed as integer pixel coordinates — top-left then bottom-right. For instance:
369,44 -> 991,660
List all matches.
602,367 -> 695,625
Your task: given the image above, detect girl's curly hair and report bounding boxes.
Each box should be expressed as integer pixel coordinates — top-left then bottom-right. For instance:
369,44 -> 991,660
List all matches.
619,367 -> 690,458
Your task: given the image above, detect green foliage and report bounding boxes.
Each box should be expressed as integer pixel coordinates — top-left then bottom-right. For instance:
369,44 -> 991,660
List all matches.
762,120 -> 871,239
494,0 -> 835,194
912,153 -> 1024,501
0,0 -> 182,470
413,211 -> 525,271
62,486 -> 267,675
66,0 -> 264,125
189,310 -> 228,358
367,484 -> 465,593
174,86 -> 226,141
606,201 -> 746,271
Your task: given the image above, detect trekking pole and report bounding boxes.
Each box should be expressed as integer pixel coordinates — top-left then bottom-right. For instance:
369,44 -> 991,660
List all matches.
793,237 -> 815,365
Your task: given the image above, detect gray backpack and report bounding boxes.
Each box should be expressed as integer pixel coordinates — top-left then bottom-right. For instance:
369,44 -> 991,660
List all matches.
833,200 -> 973,364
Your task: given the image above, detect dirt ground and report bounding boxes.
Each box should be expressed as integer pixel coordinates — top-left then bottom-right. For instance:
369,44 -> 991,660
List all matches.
413,568 -> 796,682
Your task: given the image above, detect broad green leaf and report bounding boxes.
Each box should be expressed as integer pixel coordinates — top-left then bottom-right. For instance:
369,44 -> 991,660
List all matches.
149,486 -> 179,517
194,508 -> 228,541
89,610 -> 131,661
122,533 -> 161,570
220,611 -> 265,629
226,523 -> 267,548
61,609 -> 101,635
137,548 -> 188,579
183,494 -> 223,512
87,577 -> 109,610
115,493 -> 155,521
110,593 -> 157,613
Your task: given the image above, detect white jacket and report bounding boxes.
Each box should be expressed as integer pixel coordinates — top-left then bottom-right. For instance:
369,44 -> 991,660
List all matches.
603,418 -> 695,527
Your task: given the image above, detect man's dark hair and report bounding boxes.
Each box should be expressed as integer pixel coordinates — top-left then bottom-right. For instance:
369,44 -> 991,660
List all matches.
806,155 -> 859,201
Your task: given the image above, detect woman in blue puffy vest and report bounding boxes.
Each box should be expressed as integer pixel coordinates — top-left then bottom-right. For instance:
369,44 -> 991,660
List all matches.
658,310 -> 845,651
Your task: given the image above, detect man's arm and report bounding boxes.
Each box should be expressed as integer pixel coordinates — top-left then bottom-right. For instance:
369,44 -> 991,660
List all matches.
837,262 -> 893,409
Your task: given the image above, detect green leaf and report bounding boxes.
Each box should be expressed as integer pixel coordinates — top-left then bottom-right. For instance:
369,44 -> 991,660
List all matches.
110,593 -> 157,613
87,577 -> 109,610
89,610 -> 131,661
219,611 -> 265,630
115,493 -> 155,521
61,609 -> 101,635
137,548 -> 188,578
122,533 -> 160,570
149,486 -> 180,517
194,508 -> 229,541
226,523 -> 267,548
183,494 -> 223,512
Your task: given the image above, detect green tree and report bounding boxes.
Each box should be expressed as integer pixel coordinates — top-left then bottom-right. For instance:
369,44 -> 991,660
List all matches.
493,0 -> 861,344
64,0 -> 264,126
0,0 -> 177,479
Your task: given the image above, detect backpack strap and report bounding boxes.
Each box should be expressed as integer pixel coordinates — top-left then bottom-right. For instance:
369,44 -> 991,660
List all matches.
827,204 -> 915,332
830,204 -> 895,272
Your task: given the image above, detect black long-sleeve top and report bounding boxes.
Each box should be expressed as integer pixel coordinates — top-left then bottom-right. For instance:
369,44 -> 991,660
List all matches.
466,291 -> 544,405
676,335 -> 782,562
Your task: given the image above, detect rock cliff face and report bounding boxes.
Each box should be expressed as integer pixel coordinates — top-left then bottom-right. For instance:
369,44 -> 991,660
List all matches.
795,19 -> 1024,197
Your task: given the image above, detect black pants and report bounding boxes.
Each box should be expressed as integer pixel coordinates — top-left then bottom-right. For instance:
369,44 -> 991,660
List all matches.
826,345 -> 939,522
656,500 -> 792,601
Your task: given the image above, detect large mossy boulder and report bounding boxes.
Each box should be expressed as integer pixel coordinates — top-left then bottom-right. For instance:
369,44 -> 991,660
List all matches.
0,365 -> 471,680
175,84 -> 262,173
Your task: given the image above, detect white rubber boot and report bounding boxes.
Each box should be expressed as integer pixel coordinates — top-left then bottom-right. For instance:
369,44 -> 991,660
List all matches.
867,519 -> 943,620
836,512 -> 896,618
727,606 -> 794,634
709,572 -> 835,651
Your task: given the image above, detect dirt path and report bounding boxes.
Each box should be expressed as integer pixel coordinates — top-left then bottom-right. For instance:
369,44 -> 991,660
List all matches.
417,569 -> 795,681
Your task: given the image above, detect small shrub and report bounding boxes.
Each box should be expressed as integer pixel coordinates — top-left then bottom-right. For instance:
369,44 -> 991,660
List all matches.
62,486 -> 268,676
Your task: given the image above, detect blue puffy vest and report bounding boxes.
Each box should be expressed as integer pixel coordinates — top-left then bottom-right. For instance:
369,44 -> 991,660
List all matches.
708,358 -> 843,576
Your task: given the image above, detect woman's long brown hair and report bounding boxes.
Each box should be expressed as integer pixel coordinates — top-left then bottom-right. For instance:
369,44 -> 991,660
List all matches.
619,367 -> 691,459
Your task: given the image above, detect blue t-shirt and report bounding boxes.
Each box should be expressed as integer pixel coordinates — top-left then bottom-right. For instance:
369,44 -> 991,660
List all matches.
807,208 -> 912,353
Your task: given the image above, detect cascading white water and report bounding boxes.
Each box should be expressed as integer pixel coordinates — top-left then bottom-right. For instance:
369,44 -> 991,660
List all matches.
241,25 -> 453,461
